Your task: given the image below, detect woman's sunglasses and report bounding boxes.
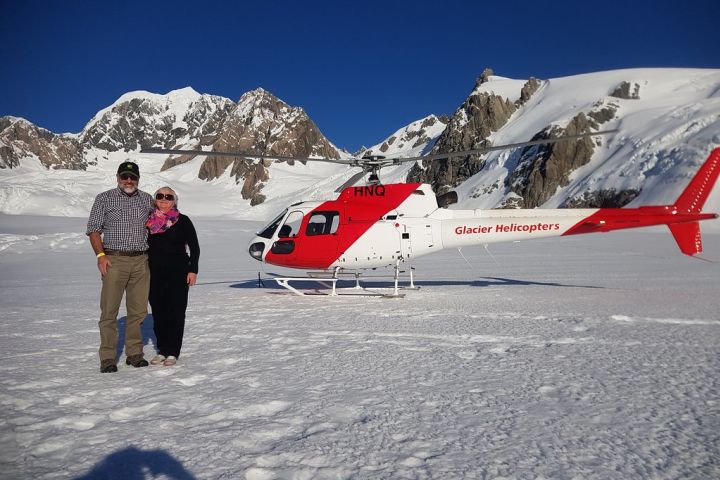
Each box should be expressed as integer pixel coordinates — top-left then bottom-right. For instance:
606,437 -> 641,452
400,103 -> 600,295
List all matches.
155,193 -> 175,201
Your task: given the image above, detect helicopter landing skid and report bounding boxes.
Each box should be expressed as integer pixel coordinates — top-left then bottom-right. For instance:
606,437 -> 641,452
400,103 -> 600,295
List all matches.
273,264 -> 417,298
273,277 -> 406,298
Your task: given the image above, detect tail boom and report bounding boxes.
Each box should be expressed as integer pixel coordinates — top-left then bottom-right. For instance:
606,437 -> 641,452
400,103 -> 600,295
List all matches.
563,148 -> 720,255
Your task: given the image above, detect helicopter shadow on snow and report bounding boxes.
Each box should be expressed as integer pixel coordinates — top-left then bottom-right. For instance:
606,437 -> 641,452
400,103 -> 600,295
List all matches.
412,277 -> 603,289
227,274 -> 604,291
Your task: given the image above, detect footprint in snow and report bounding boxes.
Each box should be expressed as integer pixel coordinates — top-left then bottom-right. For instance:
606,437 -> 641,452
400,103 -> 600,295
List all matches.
213,357 -> 242,366
109,403 -> 160,421
456,350 -> 477,360
172,374 -> 207,386
538,385 -> 560,399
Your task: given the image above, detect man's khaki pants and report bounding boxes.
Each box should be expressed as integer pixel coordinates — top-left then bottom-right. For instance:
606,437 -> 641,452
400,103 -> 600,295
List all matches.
98,255 -> 150,362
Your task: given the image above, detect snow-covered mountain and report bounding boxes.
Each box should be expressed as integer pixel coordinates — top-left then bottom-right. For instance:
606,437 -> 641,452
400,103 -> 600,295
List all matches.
0,86 -> 342,212
81,87 -> 234,153
361,114 -> 449,159
0,116 -> 85,170
1,68 -> 719,224
354,114 -> 449,185
412,68 -> 720,212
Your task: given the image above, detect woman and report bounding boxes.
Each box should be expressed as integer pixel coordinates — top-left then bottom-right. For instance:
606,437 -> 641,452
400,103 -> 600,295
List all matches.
146,186 -> 200,367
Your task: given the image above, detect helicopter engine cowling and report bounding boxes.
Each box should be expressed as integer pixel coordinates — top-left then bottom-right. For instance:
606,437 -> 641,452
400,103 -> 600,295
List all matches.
436,191 -> 458,208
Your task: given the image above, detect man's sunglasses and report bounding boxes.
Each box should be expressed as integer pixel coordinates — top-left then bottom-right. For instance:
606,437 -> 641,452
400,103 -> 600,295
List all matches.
155,193 -> 175,201
119,173 -> 139,181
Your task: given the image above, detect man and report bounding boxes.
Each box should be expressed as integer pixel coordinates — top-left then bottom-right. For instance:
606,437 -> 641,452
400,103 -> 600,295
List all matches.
86,161 -> 154,373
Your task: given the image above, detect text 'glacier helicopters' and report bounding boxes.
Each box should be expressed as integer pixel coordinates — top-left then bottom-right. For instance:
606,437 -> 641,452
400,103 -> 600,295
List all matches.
143,132 -> 719,297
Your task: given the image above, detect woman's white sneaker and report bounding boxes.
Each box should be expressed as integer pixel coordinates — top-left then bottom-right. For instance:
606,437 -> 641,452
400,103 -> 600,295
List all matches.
163,356 -> 177,367
150,355 -> 166,365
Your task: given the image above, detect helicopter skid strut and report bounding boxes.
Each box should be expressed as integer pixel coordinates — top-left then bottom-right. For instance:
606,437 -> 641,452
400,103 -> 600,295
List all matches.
272,261 -> 417,297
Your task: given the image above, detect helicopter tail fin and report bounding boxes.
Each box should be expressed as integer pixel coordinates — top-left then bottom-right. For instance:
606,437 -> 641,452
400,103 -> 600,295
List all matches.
673,148 -> 720,214
667,221 -> 703,256
666,148 -> 720,256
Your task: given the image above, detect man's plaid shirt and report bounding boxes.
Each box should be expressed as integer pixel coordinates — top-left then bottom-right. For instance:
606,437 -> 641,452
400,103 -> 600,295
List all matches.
86,187 -> 154,251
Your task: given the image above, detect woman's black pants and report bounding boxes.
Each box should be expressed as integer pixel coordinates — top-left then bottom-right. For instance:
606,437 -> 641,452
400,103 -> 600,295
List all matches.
149,266 -> 189,358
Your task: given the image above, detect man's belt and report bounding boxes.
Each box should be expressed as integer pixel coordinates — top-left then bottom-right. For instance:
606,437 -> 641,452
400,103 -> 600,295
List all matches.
105,250 -> 147,257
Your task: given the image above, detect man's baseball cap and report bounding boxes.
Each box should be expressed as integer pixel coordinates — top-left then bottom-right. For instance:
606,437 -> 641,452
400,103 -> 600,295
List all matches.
117,161 -> 140,178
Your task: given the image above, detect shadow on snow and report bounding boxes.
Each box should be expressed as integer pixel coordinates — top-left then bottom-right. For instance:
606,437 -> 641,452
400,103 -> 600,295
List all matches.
115,314 -> 157,362
227,276 -> 604,291
74,446 -> 195,480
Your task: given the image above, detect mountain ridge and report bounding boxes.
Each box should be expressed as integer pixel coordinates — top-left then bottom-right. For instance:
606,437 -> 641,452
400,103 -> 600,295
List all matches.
1,68 -> 719,223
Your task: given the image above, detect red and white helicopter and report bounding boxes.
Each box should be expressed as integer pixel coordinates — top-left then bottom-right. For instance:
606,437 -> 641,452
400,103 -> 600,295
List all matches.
144,134 -> 719,296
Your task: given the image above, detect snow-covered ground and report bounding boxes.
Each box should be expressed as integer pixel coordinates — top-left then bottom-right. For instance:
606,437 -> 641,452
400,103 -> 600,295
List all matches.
1,214 -> 719,479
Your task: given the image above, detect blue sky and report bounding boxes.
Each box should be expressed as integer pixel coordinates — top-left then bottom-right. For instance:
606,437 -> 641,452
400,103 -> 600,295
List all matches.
1,0 -> 717,152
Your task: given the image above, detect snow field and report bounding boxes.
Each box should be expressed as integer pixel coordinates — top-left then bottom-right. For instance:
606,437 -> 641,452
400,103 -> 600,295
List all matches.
0,215 -> 719,479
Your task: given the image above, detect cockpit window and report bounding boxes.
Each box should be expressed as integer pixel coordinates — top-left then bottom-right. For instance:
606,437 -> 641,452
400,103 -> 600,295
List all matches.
306,211 -> 340,236
278,211 -> 303,238
257,209 -> 287,239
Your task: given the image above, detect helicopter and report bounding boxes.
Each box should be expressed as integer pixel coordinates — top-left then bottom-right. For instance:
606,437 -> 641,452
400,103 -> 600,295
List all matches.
143,132 -> 719,296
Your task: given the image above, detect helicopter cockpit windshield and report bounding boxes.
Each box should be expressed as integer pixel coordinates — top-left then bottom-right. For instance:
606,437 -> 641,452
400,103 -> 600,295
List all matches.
257,209 -> 287,239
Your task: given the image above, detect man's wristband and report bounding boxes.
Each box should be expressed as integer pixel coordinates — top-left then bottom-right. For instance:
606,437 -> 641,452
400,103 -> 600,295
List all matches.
96,252 -> 106,258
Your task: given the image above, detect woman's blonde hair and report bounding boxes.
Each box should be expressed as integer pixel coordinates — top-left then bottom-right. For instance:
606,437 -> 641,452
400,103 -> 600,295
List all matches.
154,186 -> 178,207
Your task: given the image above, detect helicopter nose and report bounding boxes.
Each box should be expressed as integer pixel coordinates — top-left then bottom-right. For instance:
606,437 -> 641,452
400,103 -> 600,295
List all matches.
248,241 -> 266,261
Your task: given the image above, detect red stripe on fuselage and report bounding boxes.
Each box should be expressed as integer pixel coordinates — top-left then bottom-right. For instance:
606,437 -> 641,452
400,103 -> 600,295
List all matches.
265,183 -> 422,269
562,206 -> 715,236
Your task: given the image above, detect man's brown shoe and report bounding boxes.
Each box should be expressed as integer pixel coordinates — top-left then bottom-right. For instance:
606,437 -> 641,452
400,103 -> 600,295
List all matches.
100,359 -> 117,373
125,354 -> 149,368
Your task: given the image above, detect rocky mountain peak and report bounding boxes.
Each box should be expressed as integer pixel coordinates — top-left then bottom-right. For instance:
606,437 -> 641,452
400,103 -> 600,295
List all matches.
363,115 -> 448,157
240,87 -> 270,99
408,72 -> 518,193
1,116 -> 84,170
475,68 -> 495,88
80,88 -> 234,153
2,86 -> 339,207
197,88 -> 340,205
231,88 -> 297,130
166,86 -> 202,100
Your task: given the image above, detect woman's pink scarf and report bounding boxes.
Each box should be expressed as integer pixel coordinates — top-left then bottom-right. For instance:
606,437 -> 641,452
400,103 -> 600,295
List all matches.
146,207 -> 180,234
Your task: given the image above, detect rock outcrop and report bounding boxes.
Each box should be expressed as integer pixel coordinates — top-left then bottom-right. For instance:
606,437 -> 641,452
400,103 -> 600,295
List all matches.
195,89 -> 340,205
517,77 -> 541,107
0,117 -> 85,170
562,188 -> 640,208
610,81 -> 640,100
408,68 -> 520,193
506,113 -> 596,208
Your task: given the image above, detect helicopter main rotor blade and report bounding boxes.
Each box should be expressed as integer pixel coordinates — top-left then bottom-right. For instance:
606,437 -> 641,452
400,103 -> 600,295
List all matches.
334,170 -> 368,192
140,148 -> 353,165
393,129 -> 618,163
142,129 -> 618,175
